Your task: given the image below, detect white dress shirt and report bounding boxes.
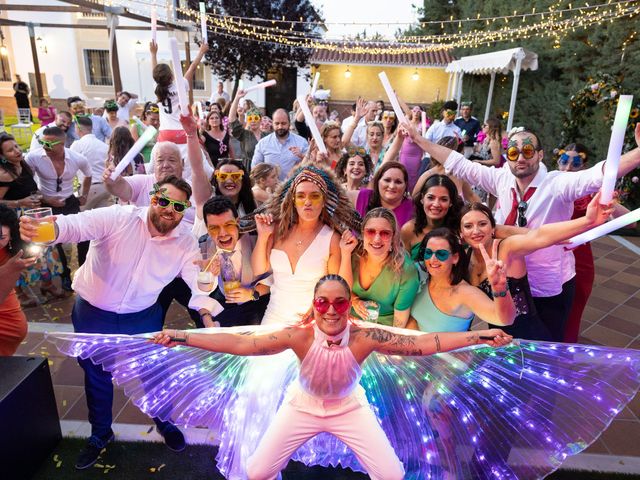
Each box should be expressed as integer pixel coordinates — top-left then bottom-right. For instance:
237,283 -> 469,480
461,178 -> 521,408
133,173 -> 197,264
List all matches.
424,120 -> 462,143
443,150 -> 605,297
351,117 -> 368,148
25,148 -> 92,199
55,204 -> 216,315
70,134 -> 109,182
123,174 -> 196,228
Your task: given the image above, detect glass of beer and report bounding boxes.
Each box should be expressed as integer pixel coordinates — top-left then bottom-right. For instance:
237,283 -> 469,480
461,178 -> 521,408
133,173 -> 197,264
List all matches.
24,207 -> 55,244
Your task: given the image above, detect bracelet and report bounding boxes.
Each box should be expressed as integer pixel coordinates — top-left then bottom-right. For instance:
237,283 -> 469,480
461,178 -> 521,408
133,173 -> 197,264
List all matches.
491,288 -> 508,298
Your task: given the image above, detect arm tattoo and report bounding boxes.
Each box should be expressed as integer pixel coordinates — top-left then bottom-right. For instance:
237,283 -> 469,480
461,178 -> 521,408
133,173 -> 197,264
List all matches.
356,327 -> 424,356
434,334 -> 441,353
465,333 -> 479,345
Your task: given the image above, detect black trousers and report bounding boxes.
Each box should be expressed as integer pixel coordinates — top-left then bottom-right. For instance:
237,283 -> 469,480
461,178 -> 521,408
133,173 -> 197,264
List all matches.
199,288 -> 270,328
157,277 -> 201,325
532,277 -> 577,342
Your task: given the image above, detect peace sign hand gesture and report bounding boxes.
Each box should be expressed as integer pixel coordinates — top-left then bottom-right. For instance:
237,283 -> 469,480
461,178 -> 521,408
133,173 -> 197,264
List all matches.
479,240 -> 508,292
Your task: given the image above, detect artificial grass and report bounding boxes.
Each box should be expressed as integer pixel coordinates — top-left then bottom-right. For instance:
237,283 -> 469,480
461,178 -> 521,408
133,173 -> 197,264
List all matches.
31,438 -> 640,479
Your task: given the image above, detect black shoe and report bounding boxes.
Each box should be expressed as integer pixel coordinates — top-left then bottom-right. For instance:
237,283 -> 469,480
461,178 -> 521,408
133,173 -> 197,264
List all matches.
61,277 -> 74,292
157,424 -> 186,452
75,433 -> 114,470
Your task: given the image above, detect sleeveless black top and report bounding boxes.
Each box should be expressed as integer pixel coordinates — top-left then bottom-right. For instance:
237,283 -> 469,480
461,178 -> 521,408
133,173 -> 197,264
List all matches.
0,164 -> 38,200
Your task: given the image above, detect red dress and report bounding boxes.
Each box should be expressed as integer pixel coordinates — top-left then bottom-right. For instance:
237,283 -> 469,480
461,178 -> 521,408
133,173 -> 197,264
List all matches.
564,195 -> 595,342
0,249 -> 28,355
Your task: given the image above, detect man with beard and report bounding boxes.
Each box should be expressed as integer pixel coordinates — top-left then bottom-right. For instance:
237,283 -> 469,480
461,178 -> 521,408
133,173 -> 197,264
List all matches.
19,175 -> 214,469
30,111 -> 73,150
251,108 -> 308,180
403,122 -> 640,343
67,96 -> 112,144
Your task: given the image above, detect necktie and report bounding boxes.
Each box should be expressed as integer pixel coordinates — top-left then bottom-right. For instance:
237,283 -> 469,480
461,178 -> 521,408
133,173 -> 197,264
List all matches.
504,187 -> 537,226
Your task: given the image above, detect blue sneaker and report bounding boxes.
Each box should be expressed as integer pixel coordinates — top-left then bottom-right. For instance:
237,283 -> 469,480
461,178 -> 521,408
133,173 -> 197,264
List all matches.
75,432 -> 114,470
157,424 -> 186,452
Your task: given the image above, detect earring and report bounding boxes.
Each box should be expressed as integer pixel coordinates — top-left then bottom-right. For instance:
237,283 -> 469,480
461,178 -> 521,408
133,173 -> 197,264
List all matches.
0,157 -> 6,164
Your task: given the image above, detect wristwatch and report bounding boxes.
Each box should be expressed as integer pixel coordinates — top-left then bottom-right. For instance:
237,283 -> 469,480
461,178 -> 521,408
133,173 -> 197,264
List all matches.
251,289 -> 260,301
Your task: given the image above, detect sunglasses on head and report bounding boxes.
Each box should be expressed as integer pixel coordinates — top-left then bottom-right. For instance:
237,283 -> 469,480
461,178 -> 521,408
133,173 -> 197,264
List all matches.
506,144 -> 537,162
146,105 -> 160,114
558,153 -> 584,168
294,191 -> 324,206
517,201 -> 528,227
382,111 -> 396,119
363,228 -> 392,241
154,195 -> 190,214
347,146 -> 367,157
207,220 -> 239,236
313,296 -> 350,315
246,114 -> 261,123
38,138 -> 62,150
215,171 -> 244,183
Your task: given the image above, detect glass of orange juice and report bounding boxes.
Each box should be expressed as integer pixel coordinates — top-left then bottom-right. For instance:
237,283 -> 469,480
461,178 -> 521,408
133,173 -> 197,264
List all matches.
24,207 -> 55,244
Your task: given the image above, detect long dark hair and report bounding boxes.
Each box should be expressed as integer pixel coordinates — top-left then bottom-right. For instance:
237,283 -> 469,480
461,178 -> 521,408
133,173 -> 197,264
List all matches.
0,133 -> 33,180
0,205 -> 24,255
367,161 -> 408,211
459,202 -> 496,229
214,159 -> 257,215
413,174 -> 463,235
108,126 -> 135,164
418,227 -> 468,285
153,64 -> 173,103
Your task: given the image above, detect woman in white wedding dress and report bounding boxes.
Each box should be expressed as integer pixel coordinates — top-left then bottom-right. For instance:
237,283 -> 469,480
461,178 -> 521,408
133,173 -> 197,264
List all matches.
219,164 -> 360,478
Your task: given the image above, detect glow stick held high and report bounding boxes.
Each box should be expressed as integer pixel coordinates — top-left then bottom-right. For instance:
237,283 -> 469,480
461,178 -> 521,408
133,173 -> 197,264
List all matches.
110,126 -> 157,180
297,94 -> 327,154
311,72 -> 320,96
151,5 -> 157,43
565,207 -> 640,248
199,2 -> 207,43
244,79 -> 276,93
600,94 -> 633,204
421,111 -> 427,136
378,71 -> 407,125
169,37 -> 190,116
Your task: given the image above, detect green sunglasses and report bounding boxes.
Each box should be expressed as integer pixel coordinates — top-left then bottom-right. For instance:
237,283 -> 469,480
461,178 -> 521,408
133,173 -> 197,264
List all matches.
38,138 -> 63,150
424,248 -> 451,261
154,194 -> 190,214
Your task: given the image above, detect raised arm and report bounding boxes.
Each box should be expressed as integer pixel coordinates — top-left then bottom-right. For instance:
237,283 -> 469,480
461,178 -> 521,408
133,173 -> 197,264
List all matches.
184,43 -> 209,82
501,192 -> 613,258
150,40 -> 158,71
154,325 -> 300,356
342,97 -> 366,147
228,89 -> 246,125
102,165 -> 133,201
251,213 -> 275,276
180,113 -> 213,208
618,123 -> 640,177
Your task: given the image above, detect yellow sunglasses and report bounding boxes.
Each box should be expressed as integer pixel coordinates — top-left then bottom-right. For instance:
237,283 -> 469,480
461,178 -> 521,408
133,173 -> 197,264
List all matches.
215,171 -> 244,182
246,114 -> 261,123
294,191 -> 324,206
207,220 -> 239,236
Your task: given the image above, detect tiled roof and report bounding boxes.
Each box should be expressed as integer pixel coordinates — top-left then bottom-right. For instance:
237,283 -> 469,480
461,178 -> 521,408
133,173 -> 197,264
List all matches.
310,43 -> 454,67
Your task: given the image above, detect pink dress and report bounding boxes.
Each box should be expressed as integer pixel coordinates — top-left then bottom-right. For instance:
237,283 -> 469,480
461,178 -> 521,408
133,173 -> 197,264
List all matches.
398,136 -> 423,191
355,189 -> 415,228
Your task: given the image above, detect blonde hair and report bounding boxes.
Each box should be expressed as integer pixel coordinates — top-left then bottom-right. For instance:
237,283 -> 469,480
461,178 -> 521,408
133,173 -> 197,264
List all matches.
358,207 -> 406,276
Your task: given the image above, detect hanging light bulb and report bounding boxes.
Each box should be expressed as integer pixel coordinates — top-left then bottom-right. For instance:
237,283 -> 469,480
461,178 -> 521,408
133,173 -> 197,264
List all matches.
344,66 -> 352,79
412,68 -> 419,81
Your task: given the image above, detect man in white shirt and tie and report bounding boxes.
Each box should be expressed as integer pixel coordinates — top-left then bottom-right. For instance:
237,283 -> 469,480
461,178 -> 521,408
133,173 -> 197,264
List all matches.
20,175 -> 217,470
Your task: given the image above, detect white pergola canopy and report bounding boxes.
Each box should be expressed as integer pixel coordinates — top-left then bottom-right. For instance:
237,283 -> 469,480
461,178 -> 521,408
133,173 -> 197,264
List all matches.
445,48 -> 538,130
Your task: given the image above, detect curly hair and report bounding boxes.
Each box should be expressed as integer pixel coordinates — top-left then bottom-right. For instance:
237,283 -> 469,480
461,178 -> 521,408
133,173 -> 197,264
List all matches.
214,159 -> 257,215
413,174 -> 463,236
0,205 -> 24,255
335,152 -> 373,183
357,207 -> 406,277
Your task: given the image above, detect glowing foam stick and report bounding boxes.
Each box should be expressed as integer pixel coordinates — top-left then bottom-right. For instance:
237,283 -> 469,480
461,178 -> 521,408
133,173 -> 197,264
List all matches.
565,207 -> 640,248
378,72 -> 407,125
600,94 -> 633,204
421,111 -> 427,136
244,79 -> 276,93
194,101 -> 204,119
169,37 -> 190,116
110,126 -> 158,180
151,6 -> 157,43
199,3 -> 207,43
297,94 -> 326,154
311,72 -> 320,96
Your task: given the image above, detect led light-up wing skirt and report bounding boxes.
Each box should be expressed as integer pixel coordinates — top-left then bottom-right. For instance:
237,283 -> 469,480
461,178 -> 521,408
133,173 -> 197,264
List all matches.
47,330 -> 640,480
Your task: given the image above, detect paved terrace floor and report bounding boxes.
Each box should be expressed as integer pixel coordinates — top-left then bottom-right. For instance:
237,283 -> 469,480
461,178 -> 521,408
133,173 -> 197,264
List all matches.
17,235 -> 640,475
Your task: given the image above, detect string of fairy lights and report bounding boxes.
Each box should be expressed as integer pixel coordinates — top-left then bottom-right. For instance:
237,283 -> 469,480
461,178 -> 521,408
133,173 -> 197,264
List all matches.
92,0 -> 639,54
